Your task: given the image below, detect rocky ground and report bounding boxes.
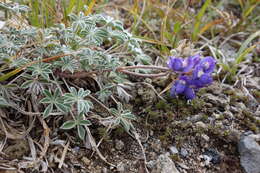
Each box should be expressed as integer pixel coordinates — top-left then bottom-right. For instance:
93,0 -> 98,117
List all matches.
1,62 -> 259,173
0,1 -> 260,173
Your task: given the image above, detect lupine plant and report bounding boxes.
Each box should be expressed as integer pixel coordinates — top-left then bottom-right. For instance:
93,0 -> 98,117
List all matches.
0,2 -> 216,143
0,2 -> 150,140
167,55 -> 216,100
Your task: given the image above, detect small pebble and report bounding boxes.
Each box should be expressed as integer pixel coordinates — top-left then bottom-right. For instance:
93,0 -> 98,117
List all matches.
180,148 -> 188,157
201,134 -> 210,142
169,146 -> 178,154
195,121 -> 207,129
115,139 -> 124,150
202,148 -> 221,164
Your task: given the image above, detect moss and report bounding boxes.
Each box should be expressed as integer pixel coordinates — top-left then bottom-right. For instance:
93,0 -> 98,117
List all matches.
197,88 -> 207,95
223,130 -> 230,137
242,110 -> 255,121
223,89 -> 236,96
208,124 -> 222,135
148,110 -> 161,120
97,127 -> 110,141
170,154 -> 181,162
159,127 -> 173,144
201,114 -> 208,121
155,100 -> 170,111
191,98 -> 206,110
114,126 -> 125,136
248,123 -> 258,133
252,89 -> 260,98
134,97 -> 142,105
175,135 -> 185,146
217,114 -> 225,120
170,98 -> 186,107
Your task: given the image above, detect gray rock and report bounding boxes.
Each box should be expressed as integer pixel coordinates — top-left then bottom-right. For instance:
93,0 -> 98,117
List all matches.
115,139 -> 124,150
169,146 -> 178,155
202,93 -> 228,107
188,114 -> 203,122
195,121 -> 207,129
238,133 -> 260,173
117,162 -> 126,172
151,153 -> 180,173
202,149 -> 221,164
201,134 -> 210,142
180,148 -> 188,158
151,139 -> 162,153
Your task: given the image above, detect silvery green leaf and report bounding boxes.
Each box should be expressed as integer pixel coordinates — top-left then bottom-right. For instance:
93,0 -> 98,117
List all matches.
0,97 -> 10,107
77,125 -> 86,140
80,27 -> 108,46
60,120 -> 77,130
43,104 -> 53,118
121,111 -> 136,120
59,56 -> 79,73
120,118 -> 131,133
116,85 -> 132,103
64,87 -> 93,114
78,120 -> 91,126
21,80 -> 34,89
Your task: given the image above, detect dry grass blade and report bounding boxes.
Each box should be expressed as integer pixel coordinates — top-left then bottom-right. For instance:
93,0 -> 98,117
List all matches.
58,140 -> 70,168
85,126 -> 116,167
0,108 -> 36,140
27,136 -> 37,160
31,96 -> 50,160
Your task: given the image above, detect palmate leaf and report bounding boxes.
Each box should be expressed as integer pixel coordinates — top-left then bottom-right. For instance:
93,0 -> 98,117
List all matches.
78,48 -> 102,67
69,12 -> 94,32
80,26 -> 108,46
109,30 -> 128,43
110,103 -> 136,134
40,89 -> 69,118
77,99 -> 93,114
28,62 -> 52,80
64,87 -> 93,114
61,58 -> 79,73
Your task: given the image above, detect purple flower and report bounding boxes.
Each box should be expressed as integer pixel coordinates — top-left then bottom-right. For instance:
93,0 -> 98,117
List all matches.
197,56 -> 216,73
167,56 -> 197,73
168,55 -> 216,100
189,54 -> 201,67
170,75 -> 195,100
191,72 -> 213,88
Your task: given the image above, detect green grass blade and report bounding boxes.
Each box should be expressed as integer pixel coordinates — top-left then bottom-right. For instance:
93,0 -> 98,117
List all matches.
235,45 -> 256,64
192,0 -> 211,41
236,30 -> 260,61
67,0 -> 77,14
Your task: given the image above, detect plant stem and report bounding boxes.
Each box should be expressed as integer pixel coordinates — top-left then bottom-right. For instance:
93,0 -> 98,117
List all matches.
56,65 -> 171,79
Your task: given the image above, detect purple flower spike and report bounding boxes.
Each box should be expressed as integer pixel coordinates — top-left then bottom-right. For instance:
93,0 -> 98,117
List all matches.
199,56 -> 216,73
191,73 -> 213,88
167,56 -> 195,73
189,54 -> 201,67
168,54 -> 216,100
170,75 -> 195,100
167,57 -> 183,72
183,87 -> 195,100
170,76 -> 187,97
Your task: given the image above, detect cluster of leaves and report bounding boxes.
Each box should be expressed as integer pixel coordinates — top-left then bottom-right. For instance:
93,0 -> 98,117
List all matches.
0,2 -> 148,140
